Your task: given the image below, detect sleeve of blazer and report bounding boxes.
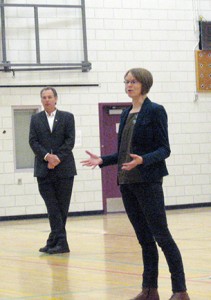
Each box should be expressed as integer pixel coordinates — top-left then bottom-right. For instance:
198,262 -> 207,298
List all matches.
55,112 -> 75,161
100,153 -> 118,167
29,114 -> 49,160
141,104 -> 171,167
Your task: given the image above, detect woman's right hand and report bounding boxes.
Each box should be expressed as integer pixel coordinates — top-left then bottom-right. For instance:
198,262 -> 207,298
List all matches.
81,150 -> 103,169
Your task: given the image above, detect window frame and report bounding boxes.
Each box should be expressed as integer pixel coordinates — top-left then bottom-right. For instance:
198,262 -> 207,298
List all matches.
12,105 -> 40,172
0,1 -> 91,73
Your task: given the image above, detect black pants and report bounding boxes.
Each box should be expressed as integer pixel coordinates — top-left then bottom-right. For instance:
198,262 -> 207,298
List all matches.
120,182 -> 187,293
37,172 -> 74,247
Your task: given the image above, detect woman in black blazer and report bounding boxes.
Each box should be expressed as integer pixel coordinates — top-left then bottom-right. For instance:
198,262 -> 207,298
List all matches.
81,68 -> 190,300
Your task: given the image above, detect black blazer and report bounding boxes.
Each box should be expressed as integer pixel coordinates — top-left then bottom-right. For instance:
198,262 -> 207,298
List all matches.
29,109 -> 77,178
101,98 -> 171,182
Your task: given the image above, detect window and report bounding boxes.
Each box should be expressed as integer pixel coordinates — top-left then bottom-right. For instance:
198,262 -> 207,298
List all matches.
13,107 -> 39,169
0,1 -> 91,73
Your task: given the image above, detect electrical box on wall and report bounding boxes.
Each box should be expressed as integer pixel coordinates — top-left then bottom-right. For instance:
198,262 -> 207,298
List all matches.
199,21 -> 211,50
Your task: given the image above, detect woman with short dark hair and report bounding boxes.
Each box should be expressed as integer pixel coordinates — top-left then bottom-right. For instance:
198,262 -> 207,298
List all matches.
81,68 -> 190,300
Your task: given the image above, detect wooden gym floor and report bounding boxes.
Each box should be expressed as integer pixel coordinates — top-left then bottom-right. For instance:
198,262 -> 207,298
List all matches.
0,207 -> 211,300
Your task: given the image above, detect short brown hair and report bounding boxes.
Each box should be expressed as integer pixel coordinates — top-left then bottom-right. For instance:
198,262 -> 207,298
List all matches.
124,68 -> 153,95
40,86 -> 58,98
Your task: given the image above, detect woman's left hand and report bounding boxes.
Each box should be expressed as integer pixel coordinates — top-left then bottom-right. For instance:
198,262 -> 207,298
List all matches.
121,154 -> 143,171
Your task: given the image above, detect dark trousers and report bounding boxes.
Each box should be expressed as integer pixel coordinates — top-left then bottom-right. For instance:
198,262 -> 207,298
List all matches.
120,182 -> 187,293
37,172 -> 74,247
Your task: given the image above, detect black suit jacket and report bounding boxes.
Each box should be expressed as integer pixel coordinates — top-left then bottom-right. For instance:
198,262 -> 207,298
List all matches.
29,109 -> 77,178
101,98 -> 171,182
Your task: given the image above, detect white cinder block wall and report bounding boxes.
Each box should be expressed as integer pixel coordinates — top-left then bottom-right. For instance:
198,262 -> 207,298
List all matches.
0,0 -> 210,218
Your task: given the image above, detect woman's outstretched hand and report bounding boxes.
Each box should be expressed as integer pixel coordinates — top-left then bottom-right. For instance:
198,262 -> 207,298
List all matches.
81,150 -> 103,169
121,154 -> 143,171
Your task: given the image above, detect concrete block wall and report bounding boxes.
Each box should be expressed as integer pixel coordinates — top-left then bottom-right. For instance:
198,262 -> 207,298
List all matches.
0,0 -> 210,218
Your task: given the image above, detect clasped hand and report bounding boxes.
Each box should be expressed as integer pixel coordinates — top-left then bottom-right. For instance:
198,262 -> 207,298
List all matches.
46,154 -> 61,169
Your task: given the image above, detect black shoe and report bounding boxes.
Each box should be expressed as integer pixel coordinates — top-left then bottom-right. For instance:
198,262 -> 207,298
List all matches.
47,245 -> 70,254
39,245 -> 49,253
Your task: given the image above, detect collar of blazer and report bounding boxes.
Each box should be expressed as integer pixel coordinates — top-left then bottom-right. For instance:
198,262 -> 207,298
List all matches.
40,109 -> 60,132
120,97 -> 151,129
